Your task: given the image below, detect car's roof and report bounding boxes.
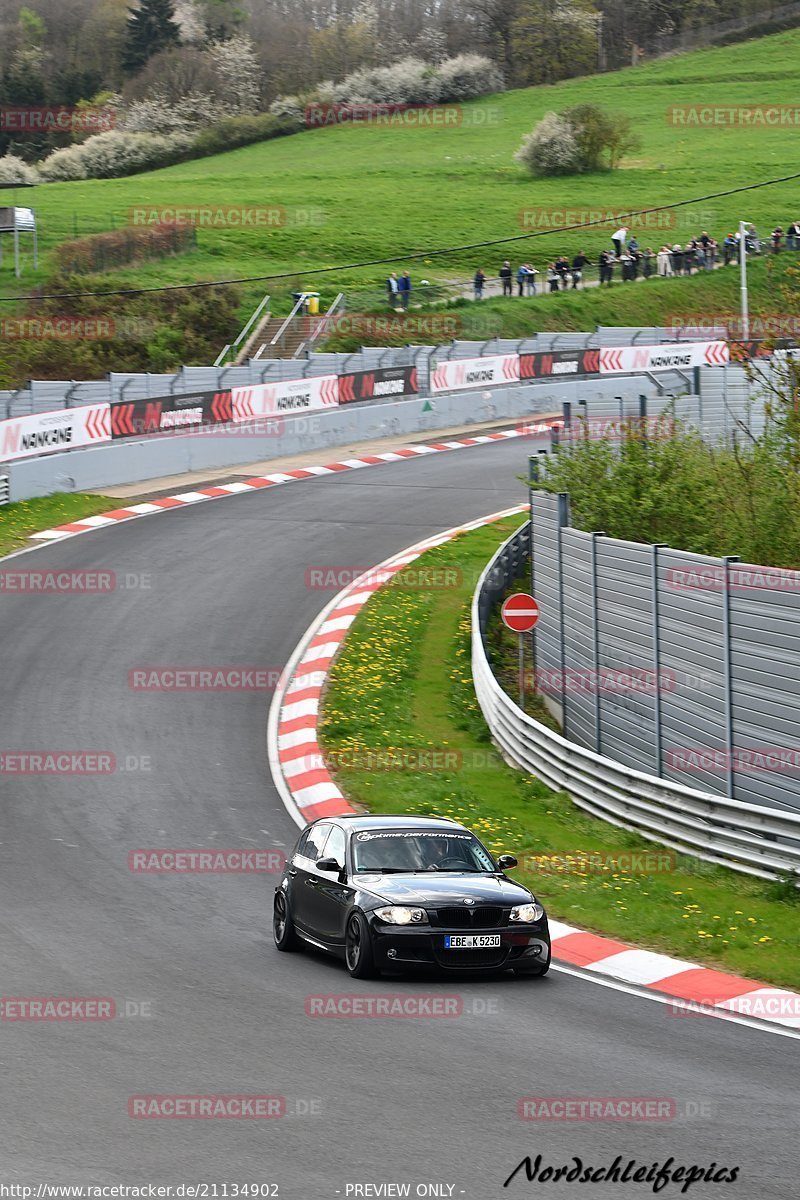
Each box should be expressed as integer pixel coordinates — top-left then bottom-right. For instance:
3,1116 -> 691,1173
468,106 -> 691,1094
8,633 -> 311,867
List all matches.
315,814 -> 468,833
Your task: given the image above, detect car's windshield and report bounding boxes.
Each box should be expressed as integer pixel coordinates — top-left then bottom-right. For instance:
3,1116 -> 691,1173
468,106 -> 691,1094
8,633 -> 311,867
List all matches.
352,829 -> 496,874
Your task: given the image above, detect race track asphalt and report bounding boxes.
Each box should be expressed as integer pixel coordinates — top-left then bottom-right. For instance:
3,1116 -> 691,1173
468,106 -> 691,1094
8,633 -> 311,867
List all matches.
0,438 -> 796,1197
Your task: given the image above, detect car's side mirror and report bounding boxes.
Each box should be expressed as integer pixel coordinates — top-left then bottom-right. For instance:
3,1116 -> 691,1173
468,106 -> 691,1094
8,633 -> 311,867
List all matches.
496,854 -> 518,871
316,857 -> 342,873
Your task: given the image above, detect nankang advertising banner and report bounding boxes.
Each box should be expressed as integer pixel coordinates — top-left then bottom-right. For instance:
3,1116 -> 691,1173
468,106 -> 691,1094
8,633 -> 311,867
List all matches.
231,375 -> 339,421
109,391 -> 232,440
599,341 -> 729,374
0,404 -> 110,463
429,354 -> 519,394
518,350 -> 600,380
337,366 -> 418,404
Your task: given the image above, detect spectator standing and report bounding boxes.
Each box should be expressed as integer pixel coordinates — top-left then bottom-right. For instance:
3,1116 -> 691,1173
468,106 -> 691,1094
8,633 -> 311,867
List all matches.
628,235 -> 640,255
642,248 -> 654,279
525,264 -> 538,295
500,260 -> 512,296
547,263 -> 559,293
787,221 -> 800,251
707,237 -> 717,269
398,271 -> 411,309
387,273 -> 399,306
684,240 -> 697,274
723,233 -> 737,265
598,249 -> 614,286
695,242 -> 706,272
556,256 -> 570,289
612,226 -> 628,258
672,244 -> 684,275
571,251 -> 589,289
772,226 -> 784,253
473,268 -> 486,300
657,246 -> 673,276
516,263 -> 528,296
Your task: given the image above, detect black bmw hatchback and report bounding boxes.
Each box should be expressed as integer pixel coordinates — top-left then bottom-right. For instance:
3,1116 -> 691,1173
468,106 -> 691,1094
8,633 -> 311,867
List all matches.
273,814 -> 550,978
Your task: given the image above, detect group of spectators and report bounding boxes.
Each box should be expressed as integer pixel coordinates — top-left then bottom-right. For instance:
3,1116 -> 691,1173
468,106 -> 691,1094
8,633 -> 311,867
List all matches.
471,219 -> 800,298
386,271 -> 413,307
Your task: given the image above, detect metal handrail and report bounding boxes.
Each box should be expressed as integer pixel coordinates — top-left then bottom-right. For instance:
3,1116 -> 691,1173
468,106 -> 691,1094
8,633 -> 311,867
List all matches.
269,293 -> 308,353
293,292 -> 345,358
472,522 -> 800,881
214,292 -> 271,367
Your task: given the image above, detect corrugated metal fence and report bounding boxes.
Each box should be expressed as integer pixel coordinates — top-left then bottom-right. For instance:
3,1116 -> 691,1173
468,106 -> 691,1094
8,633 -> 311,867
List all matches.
530,491 -> 800,813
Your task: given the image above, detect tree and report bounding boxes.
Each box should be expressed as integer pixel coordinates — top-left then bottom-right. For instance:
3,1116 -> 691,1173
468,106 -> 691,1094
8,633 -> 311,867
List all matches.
515,111 -> 581,176
511,0 -> 599,86
123,0 -> 181,75
516,104 -> 640,175
562,103 -> 640,170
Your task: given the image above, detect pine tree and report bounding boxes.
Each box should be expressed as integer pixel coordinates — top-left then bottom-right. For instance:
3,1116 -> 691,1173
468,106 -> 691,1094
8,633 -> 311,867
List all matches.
123,0 -> 181,76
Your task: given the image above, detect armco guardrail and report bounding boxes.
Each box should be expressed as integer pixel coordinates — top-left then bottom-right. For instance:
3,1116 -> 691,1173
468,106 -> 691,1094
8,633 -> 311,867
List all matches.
472,522 -> 800,880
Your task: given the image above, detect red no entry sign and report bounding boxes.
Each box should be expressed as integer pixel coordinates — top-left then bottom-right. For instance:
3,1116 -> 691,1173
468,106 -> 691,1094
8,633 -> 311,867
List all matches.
501,593 -> 540,633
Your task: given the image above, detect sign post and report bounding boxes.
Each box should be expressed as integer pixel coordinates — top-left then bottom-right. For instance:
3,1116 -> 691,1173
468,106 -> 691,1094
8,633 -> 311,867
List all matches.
501,593 -> 540,709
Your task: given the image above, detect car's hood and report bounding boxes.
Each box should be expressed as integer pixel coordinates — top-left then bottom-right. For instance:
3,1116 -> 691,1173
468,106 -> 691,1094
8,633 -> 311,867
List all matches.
354,872 -> 535,906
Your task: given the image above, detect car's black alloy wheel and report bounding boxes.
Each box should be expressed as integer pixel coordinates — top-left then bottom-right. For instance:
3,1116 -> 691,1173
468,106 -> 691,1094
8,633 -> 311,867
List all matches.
345,912 -> 377,979
274,891 -> 297,951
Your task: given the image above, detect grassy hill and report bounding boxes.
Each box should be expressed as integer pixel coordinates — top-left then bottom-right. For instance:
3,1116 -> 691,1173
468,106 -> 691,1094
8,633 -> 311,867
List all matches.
2,28 -> 799,324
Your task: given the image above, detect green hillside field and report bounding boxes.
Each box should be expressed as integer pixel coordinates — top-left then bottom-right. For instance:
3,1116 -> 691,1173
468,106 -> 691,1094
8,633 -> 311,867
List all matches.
1,27 -> 799,324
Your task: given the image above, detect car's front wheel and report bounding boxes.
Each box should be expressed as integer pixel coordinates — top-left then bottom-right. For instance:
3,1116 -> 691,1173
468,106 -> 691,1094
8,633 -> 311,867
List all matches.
345,911 -> 378,979
273,891 -> 298,952
513,948 -> 551,977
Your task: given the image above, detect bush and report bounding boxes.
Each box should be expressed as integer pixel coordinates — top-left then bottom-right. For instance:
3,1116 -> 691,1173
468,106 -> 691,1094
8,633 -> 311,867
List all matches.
515,112 -> 581,177
516,104 -> 641,177
436,53 -> 504,100
39,130 -> 193,181
191,112 -> 301,157
55,223 -> 196,274
275,53 -> 502,111
0,154 -> 40,185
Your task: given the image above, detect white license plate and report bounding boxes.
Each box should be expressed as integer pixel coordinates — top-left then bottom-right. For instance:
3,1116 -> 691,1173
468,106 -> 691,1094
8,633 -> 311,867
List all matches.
444,934 -> 502,949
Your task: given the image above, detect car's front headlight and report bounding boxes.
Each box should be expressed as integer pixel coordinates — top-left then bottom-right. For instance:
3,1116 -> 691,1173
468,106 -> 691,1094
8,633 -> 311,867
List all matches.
509,902 -> 545,923
374,906 -> 429,925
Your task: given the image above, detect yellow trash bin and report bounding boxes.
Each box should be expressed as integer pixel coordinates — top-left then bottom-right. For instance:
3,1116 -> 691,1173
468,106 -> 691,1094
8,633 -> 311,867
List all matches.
307,293 -> 320,314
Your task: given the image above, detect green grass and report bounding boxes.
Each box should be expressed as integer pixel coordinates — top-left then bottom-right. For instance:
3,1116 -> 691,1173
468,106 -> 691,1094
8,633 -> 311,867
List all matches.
319,515 -> 800,990
5,26 -> 800,325
0,493 -> 116,557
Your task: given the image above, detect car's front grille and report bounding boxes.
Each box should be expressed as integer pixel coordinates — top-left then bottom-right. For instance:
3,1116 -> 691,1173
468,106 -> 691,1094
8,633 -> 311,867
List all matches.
434,905 -> 504,928
434,947 -> 508,968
